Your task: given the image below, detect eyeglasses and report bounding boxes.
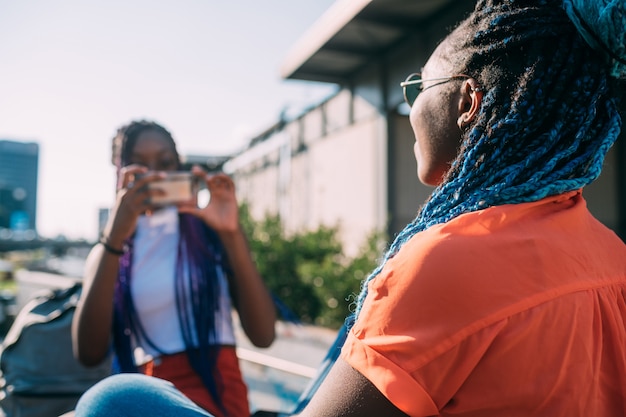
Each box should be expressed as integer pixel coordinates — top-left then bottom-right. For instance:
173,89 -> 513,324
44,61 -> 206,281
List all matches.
400,72 -> 471,107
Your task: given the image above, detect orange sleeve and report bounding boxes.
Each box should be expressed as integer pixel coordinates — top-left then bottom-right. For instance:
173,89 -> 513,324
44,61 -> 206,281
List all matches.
342,333 -> 438,416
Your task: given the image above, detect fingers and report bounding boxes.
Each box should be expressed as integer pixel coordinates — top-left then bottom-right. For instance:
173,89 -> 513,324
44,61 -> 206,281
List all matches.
207,172 -> 235,192
190,165 -> 205,176
190,169 -> 235,195
117,165 -> 148,191
117,168 -> 169,213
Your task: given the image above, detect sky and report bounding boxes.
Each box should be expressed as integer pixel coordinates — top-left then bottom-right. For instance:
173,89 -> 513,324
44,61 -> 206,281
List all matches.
0,0 -> 338,241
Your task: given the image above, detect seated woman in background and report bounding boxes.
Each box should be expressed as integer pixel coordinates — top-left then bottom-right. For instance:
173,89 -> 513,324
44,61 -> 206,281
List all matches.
72,119 -> 277,417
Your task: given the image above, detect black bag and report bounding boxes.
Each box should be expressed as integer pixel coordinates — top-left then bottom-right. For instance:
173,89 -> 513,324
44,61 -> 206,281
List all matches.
0,283 -> 112,417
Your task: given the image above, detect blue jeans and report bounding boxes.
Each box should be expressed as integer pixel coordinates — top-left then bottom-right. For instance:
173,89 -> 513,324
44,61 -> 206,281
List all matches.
75,374 -> 213,417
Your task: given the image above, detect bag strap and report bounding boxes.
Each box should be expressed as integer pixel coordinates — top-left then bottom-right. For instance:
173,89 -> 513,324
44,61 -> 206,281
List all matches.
1,283 -> 82,348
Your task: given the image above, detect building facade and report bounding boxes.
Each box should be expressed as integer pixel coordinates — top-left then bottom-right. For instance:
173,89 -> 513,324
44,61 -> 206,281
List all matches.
0,140 -> 39,234
225,0 -> 626,253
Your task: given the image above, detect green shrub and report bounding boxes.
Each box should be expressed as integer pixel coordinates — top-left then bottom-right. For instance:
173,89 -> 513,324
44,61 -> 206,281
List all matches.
239,204 -> 384,329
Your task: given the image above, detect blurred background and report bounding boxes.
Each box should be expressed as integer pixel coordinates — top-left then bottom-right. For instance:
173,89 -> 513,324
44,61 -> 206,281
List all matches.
0,0 -> 338,242
1,0 -> 625,413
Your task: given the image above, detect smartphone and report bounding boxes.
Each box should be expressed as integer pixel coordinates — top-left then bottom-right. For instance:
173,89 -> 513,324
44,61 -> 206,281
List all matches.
142,172 -> 199,206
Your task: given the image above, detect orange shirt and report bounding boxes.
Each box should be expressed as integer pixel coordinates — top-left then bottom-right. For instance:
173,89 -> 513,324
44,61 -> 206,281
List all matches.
342,191 -> 626,416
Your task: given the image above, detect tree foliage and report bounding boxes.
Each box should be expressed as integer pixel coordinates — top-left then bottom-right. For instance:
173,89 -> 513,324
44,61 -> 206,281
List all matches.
239,204 -> 384,329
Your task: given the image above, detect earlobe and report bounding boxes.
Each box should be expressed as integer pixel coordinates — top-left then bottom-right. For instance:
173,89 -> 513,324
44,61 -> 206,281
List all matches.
457,115 -> 469,131
457,79 -> 483,130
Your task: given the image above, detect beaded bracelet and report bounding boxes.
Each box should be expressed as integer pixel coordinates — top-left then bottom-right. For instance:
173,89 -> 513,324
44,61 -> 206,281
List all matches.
99,236 -> 126,256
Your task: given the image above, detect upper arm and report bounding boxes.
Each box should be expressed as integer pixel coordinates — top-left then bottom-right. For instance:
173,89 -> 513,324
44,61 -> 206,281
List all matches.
72,245 -> 117,365
296,358 -> 408,417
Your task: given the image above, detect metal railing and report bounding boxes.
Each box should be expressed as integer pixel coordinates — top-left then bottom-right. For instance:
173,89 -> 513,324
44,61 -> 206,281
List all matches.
237,347 -> 317,379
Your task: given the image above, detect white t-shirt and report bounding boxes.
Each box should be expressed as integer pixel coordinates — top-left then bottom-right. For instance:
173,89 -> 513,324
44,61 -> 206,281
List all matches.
130,207 -> 236,363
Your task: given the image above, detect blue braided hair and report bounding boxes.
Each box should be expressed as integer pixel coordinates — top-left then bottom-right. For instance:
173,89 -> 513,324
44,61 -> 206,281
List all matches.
563,0 -> 626,78
352,0 -> 625,320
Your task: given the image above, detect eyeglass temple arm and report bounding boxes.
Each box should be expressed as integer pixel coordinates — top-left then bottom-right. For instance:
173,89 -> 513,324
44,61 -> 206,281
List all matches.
400,74 -> 471,87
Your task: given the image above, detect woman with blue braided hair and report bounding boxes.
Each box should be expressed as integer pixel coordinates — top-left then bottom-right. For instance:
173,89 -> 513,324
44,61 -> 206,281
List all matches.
72,119 -> 277,417
74,0 -> 625,416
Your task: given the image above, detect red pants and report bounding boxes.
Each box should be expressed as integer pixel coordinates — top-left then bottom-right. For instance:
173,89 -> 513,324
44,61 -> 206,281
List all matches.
139,347 -> 249,417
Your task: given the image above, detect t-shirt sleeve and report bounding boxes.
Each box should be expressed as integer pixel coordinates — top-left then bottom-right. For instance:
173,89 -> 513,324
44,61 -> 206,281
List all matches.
342,331 -> 439,415
341,307 -> 507,416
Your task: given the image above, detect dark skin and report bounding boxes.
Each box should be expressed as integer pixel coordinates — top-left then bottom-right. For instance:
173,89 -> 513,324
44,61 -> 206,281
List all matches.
72,129 -> 276,367
409,47 -> 483,187
294,37 -> 483,417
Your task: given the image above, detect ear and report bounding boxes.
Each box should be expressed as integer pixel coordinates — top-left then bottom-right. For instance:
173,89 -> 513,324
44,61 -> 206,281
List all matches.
456,78 -> 483,130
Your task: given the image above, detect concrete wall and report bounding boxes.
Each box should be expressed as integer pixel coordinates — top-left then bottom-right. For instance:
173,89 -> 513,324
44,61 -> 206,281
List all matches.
225,90 -> 387,256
